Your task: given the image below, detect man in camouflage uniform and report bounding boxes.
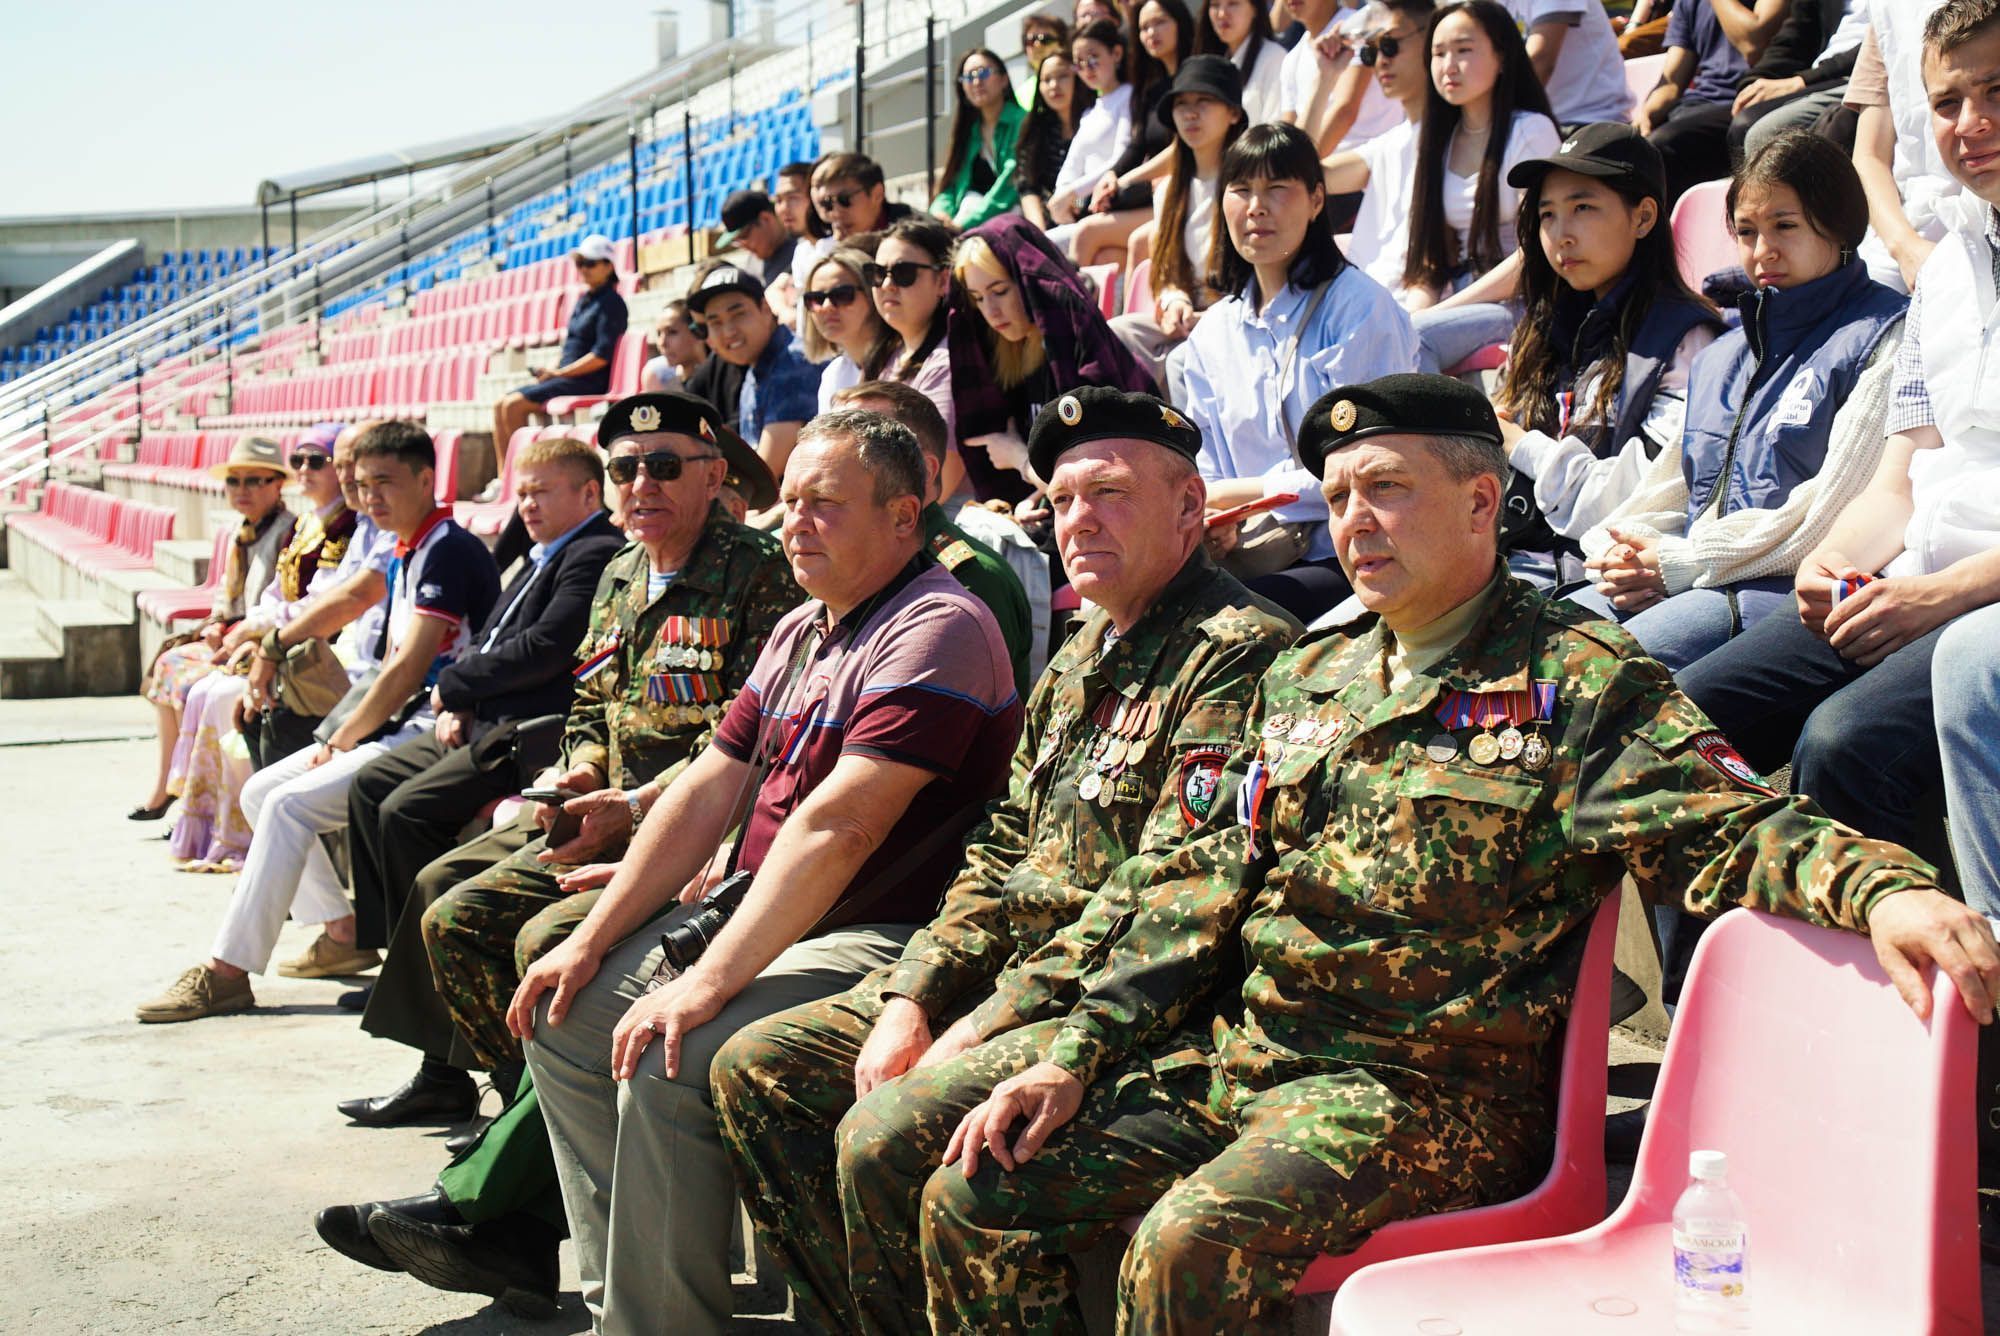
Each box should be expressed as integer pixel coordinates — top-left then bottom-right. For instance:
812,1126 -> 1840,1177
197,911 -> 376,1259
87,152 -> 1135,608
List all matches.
710,385 -> 1300,1334
894,375 -> 2000,1333
316,392 -> 798,1313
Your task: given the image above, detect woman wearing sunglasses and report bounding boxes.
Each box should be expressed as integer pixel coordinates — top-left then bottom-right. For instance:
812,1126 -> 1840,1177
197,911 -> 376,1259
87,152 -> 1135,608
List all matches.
800,247 -> 895,411
1016,48 -> 1094,230
1068,0 -> 1197,265
1047,21 -> 1136,230
948,215 -> 1158,502
932,50 -> 1027,230
871,218 -> 967,498
1196,0 -> 1284,124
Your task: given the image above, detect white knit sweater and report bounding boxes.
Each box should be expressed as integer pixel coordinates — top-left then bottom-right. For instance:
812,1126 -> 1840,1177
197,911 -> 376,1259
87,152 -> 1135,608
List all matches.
1578,322 -> 1903,595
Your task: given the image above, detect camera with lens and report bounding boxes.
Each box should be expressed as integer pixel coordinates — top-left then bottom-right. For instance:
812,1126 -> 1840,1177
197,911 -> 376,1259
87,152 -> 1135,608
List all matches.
658,869 -> 754,974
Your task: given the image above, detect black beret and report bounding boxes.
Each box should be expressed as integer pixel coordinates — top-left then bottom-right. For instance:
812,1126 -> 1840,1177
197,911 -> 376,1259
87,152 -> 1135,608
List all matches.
1295,373 -> 1502,478
596,391 -> 778,510
1027,386 -> 1204,481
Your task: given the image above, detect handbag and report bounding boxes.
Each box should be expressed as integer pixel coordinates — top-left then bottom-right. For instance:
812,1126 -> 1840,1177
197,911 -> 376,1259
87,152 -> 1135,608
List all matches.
272,637 -> 354,718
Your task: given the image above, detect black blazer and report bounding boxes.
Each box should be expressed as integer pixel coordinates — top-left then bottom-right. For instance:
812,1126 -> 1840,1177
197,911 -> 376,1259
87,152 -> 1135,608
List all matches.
435,511 -> 625,724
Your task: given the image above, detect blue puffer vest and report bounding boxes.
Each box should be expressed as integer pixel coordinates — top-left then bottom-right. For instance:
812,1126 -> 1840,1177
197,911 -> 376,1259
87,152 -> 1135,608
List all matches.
1547,273 -> 1722,460
1680,259 -> 1907,529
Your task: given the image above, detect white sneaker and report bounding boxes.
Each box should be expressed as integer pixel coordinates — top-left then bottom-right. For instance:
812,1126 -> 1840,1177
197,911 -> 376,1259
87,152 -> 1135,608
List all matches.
474,478 -> 502,503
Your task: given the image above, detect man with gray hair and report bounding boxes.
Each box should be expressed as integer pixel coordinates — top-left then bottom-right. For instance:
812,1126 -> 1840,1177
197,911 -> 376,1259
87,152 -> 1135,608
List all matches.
906,373 -> 2000,1332
512,409 -> 1024,1334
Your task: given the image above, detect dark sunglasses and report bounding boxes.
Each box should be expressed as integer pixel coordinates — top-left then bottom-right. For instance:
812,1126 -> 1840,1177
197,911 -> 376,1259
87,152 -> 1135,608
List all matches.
1026,30 -> 1063,46
223,474 -> 279,489
863,260 -> 944,289
289,451 -> 331,470
960,66 -> 998,85
1358,33 -> 1403,65
606,450 -> 720,485
688,318 -> 708,340
802,282 -> 865,311
815,188 -> 862,211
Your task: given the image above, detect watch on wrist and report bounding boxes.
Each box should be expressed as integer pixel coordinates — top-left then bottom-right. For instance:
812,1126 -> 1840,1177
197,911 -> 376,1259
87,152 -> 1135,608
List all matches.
626,791 -> 644,834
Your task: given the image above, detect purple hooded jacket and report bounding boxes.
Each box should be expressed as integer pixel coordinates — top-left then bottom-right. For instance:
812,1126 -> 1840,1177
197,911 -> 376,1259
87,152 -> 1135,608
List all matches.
947,216 -> 1159,501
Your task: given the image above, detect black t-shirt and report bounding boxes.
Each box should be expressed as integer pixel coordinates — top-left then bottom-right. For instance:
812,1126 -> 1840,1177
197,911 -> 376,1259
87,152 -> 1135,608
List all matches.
560,285 -> 629,390
761,236 -> 799,288
686,355 -> 748,424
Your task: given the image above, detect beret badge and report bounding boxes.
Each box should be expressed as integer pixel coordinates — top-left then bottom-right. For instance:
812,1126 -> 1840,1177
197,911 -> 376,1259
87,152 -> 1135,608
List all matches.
631,404 -> 662,433
1159,405 -> 1189,431
697,417 -> 715,442
1329,400 -> 1357,432
1057,394 -> 1083,426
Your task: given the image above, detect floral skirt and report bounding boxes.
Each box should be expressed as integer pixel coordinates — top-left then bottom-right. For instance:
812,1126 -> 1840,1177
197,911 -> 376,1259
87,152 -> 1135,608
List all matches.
166,672 -> 254,870
144,639 -> 218,709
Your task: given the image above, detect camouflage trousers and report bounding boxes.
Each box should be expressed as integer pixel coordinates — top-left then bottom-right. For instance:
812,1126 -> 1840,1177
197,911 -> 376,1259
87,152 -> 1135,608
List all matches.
921,1057 -> 1545,1334
711,968 -> 1057,1335
421,832 -> 603,1073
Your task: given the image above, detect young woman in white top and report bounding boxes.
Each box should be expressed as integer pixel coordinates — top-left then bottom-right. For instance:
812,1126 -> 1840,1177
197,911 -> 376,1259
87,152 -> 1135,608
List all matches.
1108,54 -> 1248,378
1321,0 -> 1435,299
1048,21 -> 1137,230
868,217 -> 965,498
1399,0 -> 1558,371
800,247 -> 894,412
1197,0 -> 1286,123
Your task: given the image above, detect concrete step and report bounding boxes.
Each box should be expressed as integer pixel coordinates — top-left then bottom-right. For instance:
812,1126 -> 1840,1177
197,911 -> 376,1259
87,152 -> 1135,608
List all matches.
34,599 -> 139,696
0,623 -> 66,698
100,565 -> 179,617
153,537 -> 215,587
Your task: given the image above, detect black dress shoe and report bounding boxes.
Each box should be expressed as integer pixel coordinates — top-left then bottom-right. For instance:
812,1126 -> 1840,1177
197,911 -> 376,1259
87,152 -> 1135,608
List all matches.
337,1069 -> 479,1128
314,1192 -> 463,1273
368,1206 -> 560,1319
128,798 -> 173,821
445,1118 -> 491,1158
335,984 -> 374,1013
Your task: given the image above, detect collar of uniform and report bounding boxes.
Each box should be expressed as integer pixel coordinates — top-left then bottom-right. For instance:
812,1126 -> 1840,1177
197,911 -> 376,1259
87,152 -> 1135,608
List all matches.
1087,548 -> 1224,693
1428,570 -> 1545,696
612,513 -> 736,607
1315,565 -> 1528,727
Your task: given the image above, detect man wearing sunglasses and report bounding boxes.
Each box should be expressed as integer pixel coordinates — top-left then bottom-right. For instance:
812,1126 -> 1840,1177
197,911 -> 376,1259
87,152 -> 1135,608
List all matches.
488,234 -> 630,501
1323,0 -> 1436,293
809,152 -> 915,244
686,264 -> 820,490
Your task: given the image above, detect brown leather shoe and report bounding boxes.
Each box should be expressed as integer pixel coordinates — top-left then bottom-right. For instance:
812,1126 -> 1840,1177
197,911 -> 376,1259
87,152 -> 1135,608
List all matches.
277,933 -> 381,979
137,965 -> 254,1023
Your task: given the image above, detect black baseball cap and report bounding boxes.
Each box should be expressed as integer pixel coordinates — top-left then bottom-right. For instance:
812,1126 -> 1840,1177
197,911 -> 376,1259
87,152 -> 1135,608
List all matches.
716,191 -> 775,250
1295,375 -> 1501,479
1506,121 -> 1667,202
686,263 -> 767,316
1027,386 -> 1204,481
1156,54 -> 1245,128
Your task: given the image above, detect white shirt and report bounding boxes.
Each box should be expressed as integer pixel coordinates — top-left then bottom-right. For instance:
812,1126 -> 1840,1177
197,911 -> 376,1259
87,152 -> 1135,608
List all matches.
1182,265 -> 1419,561
1279,12 -> 1402,151
1053,83 -> 1135,207
1503,0 -> 1631,125
1441,111 -> 1560,267
1182,174 -> 1219,288
817,353 -> 863,413
1237,38 -> 1289,125
1345,117 -> 1419,295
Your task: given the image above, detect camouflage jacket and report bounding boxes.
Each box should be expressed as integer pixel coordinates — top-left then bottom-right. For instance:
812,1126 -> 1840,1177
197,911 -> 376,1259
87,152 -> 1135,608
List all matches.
999,572 -> 1940,1098
563,517 -> 799,791
882,551 -> 1299,1026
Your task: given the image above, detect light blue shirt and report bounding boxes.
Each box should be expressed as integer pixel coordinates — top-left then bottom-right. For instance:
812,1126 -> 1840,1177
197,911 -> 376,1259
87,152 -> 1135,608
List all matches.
1182,265 -> 1419,562
333,514 -> 398,669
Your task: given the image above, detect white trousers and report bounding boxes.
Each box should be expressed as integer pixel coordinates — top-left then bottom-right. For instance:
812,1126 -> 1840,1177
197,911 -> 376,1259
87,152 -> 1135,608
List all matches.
209,719 -> 427,973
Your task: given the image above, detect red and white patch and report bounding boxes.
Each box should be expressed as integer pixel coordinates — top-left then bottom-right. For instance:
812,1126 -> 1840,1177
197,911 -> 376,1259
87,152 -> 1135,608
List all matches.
1691,731 -> 1777,796
1179,749 -> 1229,827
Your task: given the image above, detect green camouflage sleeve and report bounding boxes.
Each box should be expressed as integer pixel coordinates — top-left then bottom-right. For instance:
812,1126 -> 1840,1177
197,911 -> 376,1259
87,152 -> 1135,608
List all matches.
964,633 -> 1277,1077
880,676 -> 1052,1017
1574,653 -> 1940,932
560,562 -> 622,778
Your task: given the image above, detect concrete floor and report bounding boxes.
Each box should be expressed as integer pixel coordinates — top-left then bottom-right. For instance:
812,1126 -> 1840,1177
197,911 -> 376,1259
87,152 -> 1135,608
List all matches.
4,700 -> 1995,1333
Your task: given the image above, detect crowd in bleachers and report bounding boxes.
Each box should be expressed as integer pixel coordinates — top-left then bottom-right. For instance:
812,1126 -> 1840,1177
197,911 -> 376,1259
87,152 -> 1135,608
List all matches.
36,0 -> 2000,1328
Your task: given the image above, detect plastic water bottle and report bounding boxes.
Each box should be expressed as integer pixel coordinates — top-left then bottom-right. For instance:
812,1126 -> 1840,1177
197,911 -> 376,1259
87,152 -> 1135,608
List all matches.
1673,1149 -> 1750,1331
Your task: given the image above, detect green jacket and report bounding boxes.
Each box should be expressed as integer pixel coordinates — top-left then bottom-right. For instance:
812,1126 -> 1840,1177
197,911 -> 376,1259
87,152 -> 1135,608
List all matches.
884,551 -> 1299,1021
981,573 -> 1942,1100
924,502 -> 1034,699
562,517 -> 800,791
931,99 -> 1026,231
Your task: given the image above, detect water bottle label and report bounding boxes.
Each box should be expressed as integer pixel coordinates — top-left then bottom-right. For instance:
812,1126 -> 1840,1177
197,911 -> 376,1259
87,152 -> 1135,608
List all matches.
1673,1228 -> 1747,1300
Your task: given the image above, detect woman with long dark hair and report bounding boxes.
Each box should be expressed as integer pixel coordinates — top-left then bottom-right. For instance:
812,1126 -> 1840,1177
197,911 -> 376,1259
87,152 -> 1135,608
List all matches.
1181,122 -> 1417,620
1068,0 -> 1196,264
1047,21 -> 1135,229
1558,130 -> 1908,671
931,49 -> 1027,230
869,218 -> 967,498
1196,0 -> 1284,122
1016,49 -> 1094,229
947,216 -> 1158,502
800,247 -> 896,411
1400,0 -> 1557,371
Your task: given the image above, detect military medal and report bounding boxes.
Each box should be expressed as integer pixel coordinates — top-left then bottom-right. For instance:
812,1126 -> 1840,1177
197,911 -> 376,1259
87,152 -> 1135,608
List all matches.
1125,703 -> 1157,765
1263,713 -> 1295,740
1521,733 -> 1551,771
1426,734 -> 1459,762
1313,716 -> 1345,747
1287,717 -> 1316,746
1467,732 -> 1500,765
1077,771 -> 1103,802
1430,691 -> 1476,762
1498,727 -> 1525,761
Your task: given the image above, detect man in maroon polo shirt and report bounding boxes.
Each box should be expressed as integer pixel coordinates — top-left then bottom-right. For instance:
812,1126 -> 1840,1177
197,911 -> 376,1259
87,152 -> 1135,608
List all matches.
509,408 -> 1023,1333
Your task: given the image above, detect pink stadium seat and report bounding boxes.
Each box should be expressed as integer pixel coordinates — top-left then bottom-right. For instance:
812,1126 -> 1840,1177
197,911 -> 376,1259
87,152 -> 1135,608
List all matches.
1124,258 -> 1156,319
454,425 -> 537,535
1079,263 -> 1122,319
543,331 -> 646,417
1332,908 -> 1983,1336
1624,52 -> 1667,109
1672,179 -> 1737,292
432,429 -> 464,504
1446,344 -> 1510,376
138,525 -> 238,626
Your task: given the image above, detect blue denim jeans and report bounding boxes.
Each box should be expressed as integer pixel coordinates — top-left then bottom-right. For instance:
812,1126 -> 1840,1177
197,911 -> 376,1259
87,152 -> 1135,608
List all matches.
1934,603 -> 2000,916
